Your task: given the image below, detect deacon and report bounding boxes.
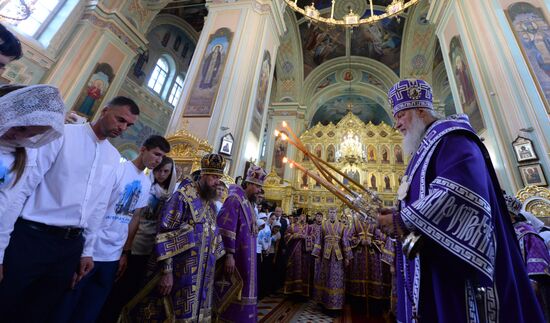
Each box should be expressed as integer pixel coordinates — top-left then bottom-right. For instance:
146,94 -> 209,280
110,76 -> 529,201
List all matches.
284,211 -> 311,297
378,79 -> 544,322
217,165 -> 266,322
127,153 -> 226,322
312,207 -> 352,310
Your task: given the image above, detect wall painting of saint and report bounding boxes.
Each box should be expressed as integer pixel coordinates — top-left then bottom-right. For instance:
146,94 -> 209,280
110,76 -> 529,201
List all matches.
506,3 -> 550,113
449,36 -> 485,132
184,28 -> 233,117
250,51 -> 272,139
272,130 -> 288,180
73,63 -> 114,119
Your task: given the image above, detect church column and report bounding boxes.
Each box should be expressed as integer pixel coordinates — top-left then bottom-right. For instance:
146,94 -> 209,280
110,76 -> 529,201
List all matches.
42,1 -> 164,120
429,0 -> 550,192
166,0 -> 286,177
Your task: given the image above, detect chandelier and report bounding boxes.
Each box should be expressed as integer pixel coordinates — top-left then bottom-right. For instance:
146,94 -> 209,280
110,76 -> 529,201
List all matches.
284,0 -> 420,28
338,131 -> 364,164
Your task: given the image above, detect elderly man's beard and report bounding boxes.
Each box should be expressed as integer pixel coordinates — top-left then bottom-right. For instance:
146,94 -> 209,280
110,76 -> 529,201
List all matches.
198,182 -> 217,201
403,113 -> 427,156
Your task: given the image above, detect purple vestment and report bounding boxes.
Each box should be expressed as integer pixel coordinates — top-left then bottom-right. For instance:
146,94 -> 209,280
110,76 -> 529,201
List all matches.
513,222 -> 550,278
284,223 -> 311,296
312,220 -> 352,310
217,184 -> 258,322
396,115 -> 544,322
130,178 -> 225,322
348,216 -> 392,300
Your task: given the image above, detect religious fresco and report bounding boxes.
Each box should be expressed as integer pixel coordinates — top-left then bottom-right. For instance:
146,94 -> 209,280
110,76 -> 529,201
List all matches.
315,72 -> 337,93
507,2 -> 550,112
351,12 -> 404,75
251,51 -> 272,138
300,23 -> 346,78
449,36 -> 485,132
73,63 -> 114,119
184,28 -> 233,117
310,95 -> 392,126
360,71 -> 384,88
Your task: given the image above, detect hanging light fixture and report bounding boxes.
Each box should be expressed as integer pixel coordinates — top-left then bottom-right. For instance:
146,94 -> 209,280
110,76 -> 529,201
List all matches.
284,0 -> 420,28
0,0 -> 32,21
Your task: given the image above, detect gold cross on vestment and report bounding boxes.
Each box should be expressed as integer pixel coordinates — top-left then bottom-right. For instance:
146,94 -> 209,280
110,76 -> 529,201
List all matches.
221,212 -> 232,225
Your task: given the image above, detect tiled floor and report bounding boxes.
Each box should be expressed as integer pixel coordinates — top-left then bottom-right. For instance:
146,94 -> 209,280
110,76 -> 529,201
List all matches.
257,294 -> 389,323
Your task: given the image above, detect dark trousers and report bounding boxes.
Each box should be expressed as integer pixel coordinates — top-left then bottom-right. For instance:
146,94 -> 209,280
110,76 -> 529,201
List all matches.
0,219 -> 84,323
97,254 -> 150,323
53,260 -> 119,323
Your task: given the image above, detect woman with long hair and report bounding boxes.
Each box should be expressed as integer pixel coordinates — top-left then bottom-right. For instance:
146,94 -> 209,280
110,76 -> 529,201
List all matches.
0,84 -> 65,210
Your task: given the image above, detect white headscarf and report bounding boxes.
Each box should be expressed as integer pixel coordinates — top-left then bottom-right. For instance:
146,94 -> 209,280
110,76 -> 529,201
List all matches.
149,161 -> 178,200
0,84 -> 65,148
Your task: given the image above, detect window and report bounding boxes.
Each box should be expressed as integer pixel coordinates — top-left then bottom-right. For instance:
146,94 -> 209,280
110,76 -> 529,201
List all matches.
1,0 -> 78,46
147,58 -> 169,94
168,75 -> 184,107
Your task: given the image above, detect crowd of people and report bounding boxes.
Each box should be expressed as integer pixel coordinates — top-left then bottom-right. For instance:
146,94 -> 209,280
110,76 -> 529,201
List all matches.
0,23 -> 550,323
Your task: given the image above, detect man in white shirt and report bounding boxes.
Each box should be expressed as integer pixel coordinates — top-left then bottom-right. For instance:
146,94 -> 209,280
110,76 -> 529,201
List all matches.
53,135 -> 170,323
0,96 -> 139,322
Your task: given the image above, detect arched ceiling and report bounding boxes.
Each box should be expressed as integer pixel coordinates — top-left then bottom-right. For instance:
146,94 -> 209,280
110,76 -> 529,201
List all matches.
311,94 -> 391,127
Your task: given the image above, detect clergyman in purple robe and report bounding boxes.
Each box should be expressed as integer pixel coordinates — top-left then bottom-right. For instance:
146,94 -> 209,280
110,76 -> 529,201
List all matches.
217,165 -> 267,323
378,79 -> 545,322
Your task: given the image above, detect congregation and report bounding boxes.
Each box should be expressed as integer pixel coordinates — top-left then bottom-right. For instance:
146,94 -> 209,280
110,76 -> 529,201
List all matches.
0,21 -> 550,323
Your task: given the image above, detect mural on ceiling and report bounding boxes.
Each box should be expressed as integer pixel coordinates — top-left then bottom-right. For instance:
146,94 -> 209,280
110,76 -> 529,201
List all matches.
351,12 -> 404,75
315,72 -> 337,93
73,63 -> 114,119
449,36 -> 485,132
300,23 -> 346,78
251,51 -> 272,139
506,2 -> 550,112
311,95 -> 392,126
184,28 -> 233,117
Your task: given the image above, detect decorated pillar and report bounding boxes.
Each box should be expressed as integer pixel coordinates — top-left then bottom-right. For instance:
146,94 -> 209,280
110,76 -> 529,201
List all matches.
43,1 -> 169,121
429,0 -> 550,192
166,0 -> 286,176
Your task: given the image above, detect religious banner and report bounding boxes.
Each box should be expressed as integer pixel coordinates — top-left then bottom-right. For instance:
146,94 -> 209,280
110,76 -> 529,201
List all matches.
506,2 -> 550,113
184,28 -> 233,117
73,63 -> 114,119
250,51 -> 271,138
449,36 -> 485,132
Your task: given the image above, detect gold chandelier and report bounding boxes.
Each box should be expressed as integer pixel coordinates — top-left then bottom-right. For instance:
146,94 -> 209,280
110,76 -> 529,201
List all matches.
284,0 -> 420,28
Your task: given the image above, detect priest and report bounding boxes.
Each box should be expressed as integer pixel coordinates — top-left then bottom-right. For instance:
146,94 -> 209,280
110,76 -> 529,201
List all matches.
217,165 -> 267,322
378,79 -> 544,322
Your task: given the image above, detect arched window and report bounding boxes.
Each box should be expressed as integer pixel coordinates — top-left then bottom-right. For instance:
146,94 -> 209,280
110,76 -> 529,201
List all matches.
168,75 -> 185,107
148,58 -> 169,94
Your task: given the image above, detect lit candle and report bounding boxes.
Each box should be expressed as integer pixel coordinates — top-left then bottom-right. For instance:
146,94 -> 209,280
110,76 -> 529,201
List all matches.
370,0 -> 374,17
330,0 -> 335,19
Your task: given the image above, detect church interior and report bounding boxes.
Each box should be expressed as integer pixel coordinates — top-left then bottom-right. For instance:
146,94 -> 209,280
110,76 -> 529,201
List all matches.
1,0 -> 550,321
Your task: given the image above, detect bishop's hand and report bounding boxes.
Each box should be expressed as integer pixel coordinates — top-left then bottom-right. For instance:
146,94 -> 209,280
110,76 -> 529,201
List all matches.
225,253 -> 235,275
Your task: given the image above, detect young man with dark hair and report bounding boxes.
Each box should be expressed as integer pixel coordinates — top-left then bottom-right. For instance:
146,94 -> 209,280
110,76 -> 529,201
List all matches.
0,23 -> 23,73
54,135 -> 170,323
0,96 -> 140,321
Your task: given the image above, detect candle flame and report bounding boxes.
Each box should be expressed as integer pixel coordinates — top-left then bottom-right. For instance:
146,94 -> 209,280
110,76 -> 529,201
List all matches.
282,157 -> 288,163
282,121 -> 288,128
274,129 -> 280,137
281,133 -> 288,141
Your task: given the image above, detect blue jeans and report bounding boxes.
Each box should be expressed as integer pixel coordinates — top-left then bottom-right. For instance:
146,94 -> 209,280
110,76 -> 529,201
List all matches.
54,260 -> 119,323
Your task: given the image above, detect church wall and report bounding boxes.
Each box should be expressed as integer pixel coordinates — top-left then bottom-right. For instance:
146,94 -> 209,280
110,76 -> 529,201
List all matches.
430,0 -> 550,193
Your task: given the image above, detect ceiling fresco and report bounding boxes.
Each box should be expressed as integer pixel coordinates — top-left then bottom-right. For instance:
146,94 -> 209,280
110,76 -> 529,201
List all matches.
311,94 -> 392,126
